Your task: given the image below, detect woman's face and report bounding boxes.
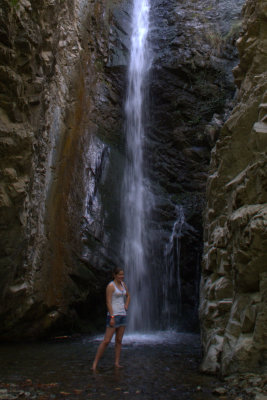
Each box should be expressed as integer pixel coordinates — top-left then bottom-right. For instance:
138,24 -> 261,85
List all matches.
115,270 -> 124,282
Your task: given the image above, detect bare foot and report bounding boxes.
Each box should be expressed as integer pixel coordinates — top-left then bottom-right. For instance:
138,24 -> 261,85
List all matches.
115,364 -> 123,369
91,364 -> 97,372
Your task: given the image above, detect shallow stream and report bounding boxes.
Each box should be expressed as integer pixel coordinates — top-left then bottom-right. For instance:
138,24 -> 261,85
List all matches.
0,331 -> 228,399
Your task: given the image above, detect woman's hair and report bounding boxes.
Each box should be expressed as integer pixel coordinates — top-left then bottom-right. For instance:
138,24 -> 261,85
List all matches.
113,266 -> 124,276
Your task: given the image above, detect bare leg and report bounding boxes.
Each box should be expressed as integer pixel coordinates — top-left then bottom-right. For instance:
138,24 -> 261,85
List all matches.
92,327 -> 115,371
115,326 -> 125,368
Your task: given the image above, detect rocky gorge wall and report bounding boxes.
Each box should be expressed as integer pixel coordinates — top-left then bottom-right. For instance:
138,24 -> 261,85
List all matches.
0,0 -> 90,336
200,0 -> 267,375
0,0 -> 129,338
2,2 -> 264,383
0,0 -> 244,339
147,0 -> 244,330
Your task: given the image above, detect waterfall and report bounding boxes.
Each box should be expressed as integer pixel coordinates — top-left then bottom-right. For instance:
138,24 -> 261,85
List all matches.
162,206 -> 185,328
122,0 -> 152,331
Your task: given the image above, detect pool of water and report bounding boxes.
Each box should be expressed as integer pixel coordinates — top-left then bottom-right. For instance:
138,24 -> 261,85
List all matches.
0,331 -> 225,399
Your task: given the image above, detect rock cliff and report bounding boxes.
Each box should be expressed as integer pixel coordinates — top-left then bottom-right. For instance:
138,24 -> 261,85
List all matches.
0,0 -> 242,338
0,0 -> 128,338
2,1 -> 262,376
200,0 -> 267,375
148,0 -> 243,330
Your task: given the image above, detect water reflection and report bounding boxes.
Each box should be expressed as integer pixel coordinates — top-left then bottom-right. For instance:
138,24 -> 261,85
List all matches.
93,330 -> 198,345
0,333 -> 221,399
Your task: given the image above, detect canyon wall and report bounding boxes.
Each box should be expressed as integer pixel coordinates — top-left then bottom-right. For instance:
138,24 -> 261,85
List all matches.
0,0 -> 241,338
200,0 -> 267,375
2,0 -> 263,377
148,0 -> 243,330
0,0 -> 129,338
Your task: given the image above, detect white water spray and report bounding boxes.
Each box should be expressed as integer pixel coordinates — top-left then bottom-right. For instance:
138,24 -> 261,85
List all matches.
122,0 -> 151,331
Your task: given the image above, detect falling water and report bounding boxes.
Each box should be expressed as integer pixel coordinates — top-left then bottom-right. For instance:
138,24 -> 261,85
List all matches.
122,0 -> 152,331
162,206 -> 185,328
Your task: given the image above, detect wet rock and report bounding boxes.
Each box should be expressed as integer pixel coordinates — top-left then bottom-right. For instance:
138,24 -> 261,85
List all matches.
200,0 -> 267,375
145,0 -> 242,330
0,0 -> 245,342
255,395 -> 267,400
213,387 -> 227,395
223,372 -> 267,399
0,0 -> 127,338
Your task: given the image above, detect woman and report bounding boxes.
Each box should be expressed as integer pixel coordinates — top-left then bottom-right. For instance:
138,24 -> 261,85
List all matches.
92,267 -> 130,370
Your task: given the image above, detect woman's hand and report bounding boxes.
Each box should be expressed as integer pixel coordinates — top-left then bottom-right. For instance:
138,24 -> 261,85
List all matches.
124,305 -> 128,311
110,317 -> 115,327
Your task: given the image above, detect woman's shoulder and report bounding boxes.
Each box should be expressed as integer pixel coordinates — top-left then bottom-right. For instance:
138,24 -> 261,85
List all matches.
107,281 -> 115,289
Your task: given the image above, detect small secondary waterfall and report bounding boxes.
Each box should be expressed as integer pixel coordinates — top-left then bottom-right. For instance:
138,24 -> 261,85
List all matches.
122,0 -> 152,331
162,206 -> 185,328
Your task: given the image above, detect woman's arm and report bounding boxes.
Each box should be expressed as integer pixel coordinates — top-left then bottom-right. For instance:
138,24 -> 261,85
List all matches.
123,282 -> 130,311
106,283 -> 115,315
106,283 -> 115,326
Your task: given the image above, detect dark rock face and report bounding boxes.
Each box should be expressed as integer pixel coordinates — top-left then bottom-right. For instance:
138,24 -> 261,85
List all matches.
144,0 -> 243,330
199,0 -> 267,375
0,0 -> 129,338
0,0 -> 90,336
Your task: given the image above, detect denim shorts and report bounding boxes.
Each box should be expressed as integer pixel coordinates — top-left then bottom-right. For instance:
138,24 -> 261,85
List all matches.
106,315 -> 127,328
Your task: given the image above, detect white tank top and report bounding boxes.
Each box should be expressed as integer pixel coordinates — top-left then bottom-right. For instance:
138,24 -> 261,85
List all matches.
108,281 -> 127,316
